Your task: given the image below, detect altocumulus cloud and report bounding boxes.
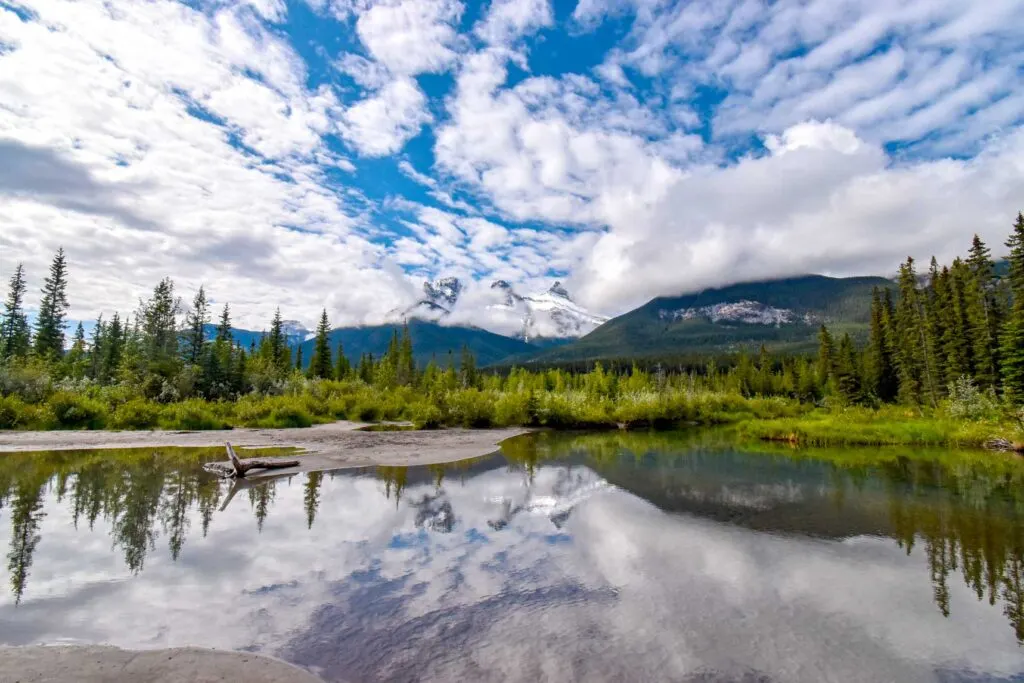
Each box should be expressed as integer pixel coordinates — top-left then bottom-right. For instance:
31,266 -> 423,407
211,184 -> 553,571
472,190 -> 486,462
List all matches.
0,0 -> 1021,329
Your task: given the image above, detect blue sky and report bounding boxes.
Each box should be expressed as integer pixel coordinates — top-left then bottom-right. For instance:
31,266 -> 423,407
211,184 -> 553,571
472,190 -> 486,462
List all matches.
0,0 -> 1022,333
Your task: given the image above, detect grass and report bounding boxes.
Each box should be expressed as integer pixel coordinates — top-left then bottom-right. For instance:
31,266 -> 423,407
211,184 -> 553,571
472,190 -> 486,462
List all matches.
735,405 -> 1022,448
0,380 -> 1020,450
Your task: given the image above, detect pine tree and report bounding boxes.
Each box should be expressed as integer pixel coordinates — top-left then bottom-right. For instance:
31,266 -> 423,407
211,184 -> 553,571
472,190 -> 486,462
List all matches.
33,248 -> 70,359
966,235 -> 1002,390
140,277 -> 180,373
101,313 -> 124,383
835,333 -> 863,405
398,323 -> 415,386
334,342 -> 350,380
943,261 -> 975,382
88,314 -> 105,380
265,308 -> 290,373
459,345 -> 478,388
63,322 -> 88,378
295,346 -> 303,371
1000,212 -> 1024,402
817,325 -> 836,391
866,287 -> 898,401
894,257 -> 933,405
183,286 -> 209,365
0,264 -> 30,360
307,309 -> 333,379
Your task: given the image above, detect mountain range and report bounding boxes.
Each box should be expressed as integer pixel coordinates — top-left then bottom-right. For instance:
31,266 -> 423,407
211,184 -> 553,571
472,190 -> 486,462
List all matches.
215,273 -> 896,369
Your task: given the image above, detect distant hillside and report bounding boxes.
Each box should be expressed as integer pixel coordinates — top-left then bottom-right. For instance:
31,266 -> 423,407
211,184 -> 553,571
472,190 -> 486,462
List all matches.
296,319 -> 537,368
521,274 -> 893,363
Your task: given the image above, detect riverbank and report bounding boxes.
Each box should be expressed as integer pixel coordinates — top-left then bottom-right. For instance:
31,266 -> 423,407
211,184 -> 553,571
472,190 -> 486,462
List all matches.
0,422 -> 529,474
0,645 -> 324,683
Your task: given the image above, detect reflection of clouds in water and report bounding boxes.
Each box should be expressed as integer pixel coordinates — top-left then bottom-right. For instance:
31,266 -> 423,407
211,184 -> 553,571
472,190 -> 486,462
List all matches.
0,463 -> 1020,683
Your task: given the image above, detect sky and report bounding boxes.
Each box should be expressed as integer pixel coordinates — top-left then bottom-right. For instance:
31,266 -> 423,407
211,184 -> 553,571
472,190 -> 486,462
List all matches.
0,0 -> 1022,332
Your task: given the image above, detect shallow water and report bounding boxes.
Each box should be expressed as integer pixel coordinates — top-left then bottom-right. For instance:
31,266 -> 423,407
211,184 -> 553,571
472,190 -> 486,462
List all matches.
1,433 -> 1022,682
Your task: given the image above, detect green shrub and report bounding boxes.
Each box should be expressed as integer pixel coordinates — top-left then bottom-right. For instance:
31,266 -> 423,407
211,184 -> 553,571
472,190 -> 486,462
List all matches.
268,403 -> 314,428
0,395 -> 30,429
445,389 -> 495,427
109,399 -> 161,430
46,391 -> 108,429
408,402 -> 443,429
350,401 -> 382,422
158,400 -> 229,430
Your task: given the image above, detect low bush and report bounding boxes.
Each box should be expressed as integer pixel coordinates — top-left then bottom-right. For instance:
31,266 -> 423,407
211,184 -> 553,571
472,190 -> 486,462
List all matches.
46,391 -> 108,429
109,398 -> 161,430
158,400 -> 230,431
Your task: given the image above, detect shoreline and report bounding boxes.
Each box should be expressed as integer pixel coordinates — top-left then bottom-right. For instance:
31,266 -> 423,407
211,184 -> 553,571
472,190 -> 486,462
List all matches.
0,421 -> 531,474
0,645 -> 325,683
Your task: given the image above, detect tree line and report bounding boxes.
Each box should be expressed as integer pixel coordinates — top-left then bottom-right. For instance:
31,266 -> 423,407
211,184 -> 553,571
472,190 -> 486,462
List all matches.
817,212 -> 1024,407
0,211 -> 1021,411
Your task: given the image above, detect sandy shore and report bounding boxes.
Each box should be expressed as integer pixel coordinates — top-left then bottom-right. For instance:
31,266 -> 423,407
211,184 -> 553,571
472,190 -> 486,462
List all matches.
0,645 -> 326,682
0,421 -> 530,475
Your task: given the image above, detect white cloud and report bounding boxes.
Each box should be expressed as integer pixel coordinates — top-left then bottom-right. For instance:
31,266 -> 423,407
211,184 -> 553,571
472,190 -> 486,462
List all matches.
355,0 -> 464,75
340,77 -> 432,156
475,0 -> 553,45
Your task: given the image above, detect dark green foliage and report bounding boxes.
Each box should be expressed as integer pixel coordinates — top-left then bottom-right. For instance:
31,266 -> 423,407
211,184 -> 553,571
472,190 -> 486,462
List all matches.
182,286 -> 209,366
1001,213 -> 1024,401
33,248 -> 69,359
334,342 -> 350,380
966,235 -> 1003,390
307,310 -> 333,380
865,288 -> 898,402
0,264 -> 30,361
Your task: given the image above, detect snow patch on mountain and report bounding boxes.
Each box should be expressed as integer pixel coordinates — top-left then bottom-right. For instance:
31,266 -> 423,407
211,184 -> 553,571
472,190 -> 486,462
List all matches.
280,320 -> 312,344
488,280 -> 608,341
659,300 -> 816,326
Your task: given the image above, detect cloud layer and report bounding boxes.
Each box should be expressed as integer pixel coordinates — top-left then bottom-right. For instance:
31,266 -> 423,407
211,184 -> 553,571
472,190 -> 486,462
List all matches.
0,0 -> 1021,329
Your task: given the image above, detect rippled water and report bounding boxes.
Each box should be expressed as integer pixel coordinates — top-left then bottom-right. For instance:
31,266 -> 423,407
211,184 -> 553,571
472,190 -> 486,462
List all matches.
1,432 -> 1022,682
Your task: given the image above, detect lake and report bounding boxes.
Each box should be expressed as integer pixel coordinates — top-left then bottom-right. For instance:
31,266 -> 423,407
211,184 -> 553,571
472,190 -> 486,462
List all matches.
1,431 -> 1022,682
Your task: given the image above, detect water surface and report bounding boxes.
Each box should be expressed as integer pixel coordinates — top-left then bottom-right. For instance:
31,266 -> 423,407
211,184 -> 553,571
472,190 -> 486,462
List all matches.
1,433 -> 1022,682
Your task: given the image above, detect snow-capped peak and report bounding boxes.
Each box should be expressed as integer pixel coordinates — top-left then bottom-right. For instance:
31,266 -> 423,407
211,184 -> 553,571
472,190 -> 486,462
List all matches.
280,320 -> 312,345
658,300 -> 818,326
488,280 -> 607,341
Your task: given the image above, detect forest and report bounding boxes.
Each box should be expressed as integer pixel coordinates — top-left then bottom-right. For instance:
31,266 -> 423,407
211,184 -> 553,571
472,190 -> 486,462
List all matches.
0,212 -> 1022,447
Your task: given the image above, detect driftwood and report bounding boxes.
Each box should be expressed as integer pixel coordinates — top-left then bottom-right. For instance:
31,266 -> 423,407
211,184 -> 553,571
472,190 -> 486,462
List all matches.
984,438 -> 1024,454
203,443 -> 300,479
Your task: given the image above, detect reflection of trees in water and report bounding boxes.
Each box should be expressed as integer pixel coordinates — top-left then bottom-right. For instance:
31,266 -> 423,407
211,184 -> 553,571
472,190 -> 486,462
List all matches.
1,442 -> 1021,645
890,490 -> 1024,643
7,478 -> 45,605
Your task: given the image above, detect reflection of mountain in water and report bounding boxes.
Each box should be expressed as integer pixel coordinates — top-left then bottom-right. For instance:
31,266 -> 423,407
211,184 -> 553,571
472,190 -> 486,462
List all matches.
1,437 -> 1022,647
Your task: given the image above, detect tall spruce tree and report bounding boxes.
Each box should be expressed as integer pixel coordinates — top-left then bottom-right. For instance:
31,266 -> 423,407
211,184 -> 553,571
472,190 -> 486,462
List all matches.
0,264 -> 30,361
817,325 -> 836,390
334,342 -> 351,380
1000,212 -> 1024,402
866,287 -> 898,401
943,260 -> 975,382
140,277 -> 180,371
966,235 -> 1002,390
265,308 -> 290,373
183,286 -> 209,365
307,309 -> 333,379
33,248 -> 70,359
894,257 -> 935,405
295,346 -> 303,371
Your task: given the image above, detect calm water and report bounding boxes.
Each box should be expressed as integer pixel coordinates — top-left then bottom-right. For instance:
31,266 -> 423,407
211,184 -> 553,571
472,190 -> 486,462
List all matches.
1,432 -> 1022,682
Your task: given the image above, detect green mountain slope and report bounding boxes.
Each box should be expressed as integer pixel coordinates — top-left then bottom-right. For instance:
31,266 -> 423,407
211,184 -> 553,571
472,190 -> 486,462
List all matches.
297,319 -> 536,368
524,274 -> 893,363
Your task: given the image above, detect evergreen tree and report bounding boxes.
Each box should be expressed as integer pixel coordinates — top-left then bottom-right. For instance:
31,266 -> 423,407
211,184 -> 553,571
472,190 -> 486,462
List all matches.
101,313 -> 124,384
1000,212 -> 1024,402
894,257 -> 936,406
459,345 -> 478,388
817,325 -> 836,390
295,346 -> 303,371
866,287 -> 898,401
33,248 -> 70,359
264,308 -> 290,373
334,342 -> 351,380
835,333 -> 863,405
88,314 -> 105,380
182,286 -> 209,365
140,277 -> 180,374
966,235 -> 1002,390
398,323 -> 415,386
63,322 -> 88,377
0,264 -> 30,361
307,309 -> 333,379
943,261 -> 975,382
